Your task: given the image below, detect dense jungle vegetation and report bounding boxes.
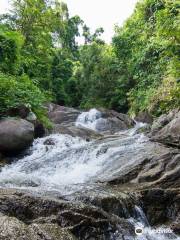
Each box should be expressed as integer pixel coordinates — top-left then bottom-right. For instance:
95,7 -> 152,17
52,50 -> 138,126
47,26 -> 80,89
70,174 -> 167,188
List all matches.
0,0 -> 179,125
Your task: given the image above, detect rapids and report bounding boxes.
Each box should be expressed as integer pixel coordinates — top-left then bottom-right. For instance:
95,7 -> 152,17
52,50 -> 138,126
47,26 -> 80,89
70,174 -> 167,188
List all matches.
0,116 -> 150,194
0,109 -> 179,240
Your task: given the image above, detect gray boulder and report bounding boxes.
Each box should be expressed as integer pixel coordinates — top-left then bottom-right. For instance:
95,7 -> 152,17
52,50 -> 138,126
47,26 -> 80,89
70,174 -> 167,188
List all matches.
151,109 -> 179,135
52,124 -> 102,140
150,109 -> 180,147
0,118 -> 34,153
47,103 -> 80,125
95,117 -> 129,133
100,109 -> 135,129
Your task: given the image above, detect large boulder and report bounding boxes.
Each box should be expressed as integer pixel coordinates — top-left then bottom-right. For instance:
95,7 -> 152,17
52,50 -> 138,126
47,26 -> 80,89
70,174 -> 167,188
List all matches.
150,110 -> 180,148
100,109 -> 135,129
0,118 -> 34,154
94,117 -> 133,133
47,103 -> 81,125
151,109 -> 179,135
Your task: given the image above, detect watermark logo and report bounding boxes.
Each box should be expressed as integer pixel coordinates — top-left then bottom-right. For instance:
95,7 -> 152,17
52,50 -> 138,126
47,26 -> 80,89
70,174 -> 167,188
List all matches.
135,226 -> 173,236
135,227 -> 143,235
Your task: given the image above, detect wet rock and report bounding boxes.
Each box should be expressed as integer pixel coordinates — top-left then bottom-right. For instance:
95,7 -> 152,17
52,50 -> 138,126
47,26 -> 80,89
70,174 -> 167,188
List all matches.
136,151 -> 180,188
135,111 -> 153,124
47,103 -> 81,125
7,105 -> 30,119
99,109 -> 135,128
26,111 -> 37,123
72,188 -> 138,220
52,124 -> 102,140
98,109 -> 135,132
133,124 -> 151,135
0,118 -> 34,154
0,189 -> 135,240
47,104 -> 104,140
75,108 -> 135,134
43,138 -> 55,145
34,122 -> 45,138
95,117 -> 128,133
140,188 -> 180,225
150,109 -> 179,135
0,214 -> 76,240
171,222 -> 180,235
151,113 -> 180,148
0,153 -> 8,169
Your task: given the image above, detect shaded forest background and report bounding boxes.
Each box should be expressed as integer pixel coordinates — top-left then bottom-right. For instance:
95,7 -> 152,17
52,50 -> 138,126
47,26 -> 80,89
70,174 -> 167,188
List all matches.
0,0 -> 179,126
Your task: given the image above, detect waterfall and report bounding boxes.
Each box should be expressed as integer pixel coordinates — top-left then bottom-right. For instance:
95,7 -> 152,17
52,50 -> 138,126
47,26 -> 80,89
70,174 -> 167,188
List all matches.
0,109 -> 179,240
0,127 -> 150,193
75,108 -> 104,131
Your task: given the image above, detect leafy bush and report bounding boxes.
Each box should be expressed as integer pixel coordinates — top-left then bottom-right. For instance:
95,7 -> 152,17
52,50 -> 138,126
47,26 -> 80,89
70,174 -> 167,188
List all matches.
0,26 -> 24,74
149,76 -> 180,115
0,72 -> 52,128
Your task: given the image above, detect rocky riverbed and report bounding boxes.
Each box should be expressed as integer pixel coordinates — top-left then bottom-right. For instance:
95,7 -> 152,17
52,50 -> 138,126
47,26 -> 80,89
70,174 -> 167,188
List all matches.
0,106 -> 179,239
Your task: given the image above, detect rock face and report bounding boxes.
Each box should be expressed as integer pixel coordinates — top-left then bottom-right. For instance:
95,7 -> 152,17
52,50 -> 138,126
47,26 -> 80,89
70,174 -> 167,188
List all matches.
34,121 -> 46,138
140,188 -> 180,226
7,105 -> 30,119
93,108 -> 135,133
0,118 -> 34,154
0,189 -> 135,240
47,103 -> 81,125
52,124 -> 102,140
0,213 -> 76,240
100,109 -> 135,129
150,109 -> 180,147
151,109 -> 179,134
135,111 -> 153,124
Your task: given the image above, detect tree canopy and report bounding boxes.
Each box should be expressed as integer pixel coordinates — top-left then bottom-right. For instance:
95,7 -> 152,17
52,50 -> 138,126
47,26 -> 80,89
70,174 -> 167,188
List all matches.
0,0 -> 179,126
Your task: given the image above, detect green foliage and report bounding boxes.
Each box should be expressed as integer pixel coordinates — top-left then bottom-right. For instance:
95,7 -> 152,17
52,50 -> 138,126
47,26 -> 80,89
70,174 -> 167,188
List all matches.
0,0 -> 84,125
113,0 -> 180,115
149,76 -> 180,115
73,42 -> 122,110
0,72 -> 47,113
0,25 -> 24,74
51,49 -> 74,105
0,72 -> 52,128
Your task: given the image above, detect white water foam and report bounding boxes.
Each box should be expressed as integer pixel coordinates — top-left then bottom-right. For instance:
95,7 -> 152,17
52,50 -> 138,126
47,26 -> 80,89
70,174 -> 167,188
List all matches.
0,129 -> 150,193
75,108 -> 103,131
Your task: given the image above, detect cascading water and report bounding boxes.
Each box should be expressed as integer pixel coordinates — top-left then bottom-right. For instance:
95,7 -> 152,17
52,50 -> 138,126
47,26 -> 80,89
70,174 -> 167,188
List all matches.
0,121 -> 150,193
0,109 -> 179,240
129,206 -> 179,240
75,108 -> 104,131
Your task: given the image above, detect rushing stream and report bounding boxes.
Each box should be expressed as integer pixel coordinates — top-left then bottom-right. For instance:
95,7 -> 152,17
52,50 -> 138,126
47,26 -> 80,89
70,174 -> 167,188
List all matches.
0,110 -> 150,193
0,109 -> 179,240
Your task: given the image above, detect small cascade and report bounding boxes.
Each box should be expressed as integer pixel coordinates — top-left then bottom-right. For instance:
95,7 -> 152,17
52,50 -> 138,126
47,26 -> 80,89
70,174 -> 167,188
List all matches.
128,206 -> 180,240
134,205 -> 150,227
0,129 -> 150,194
75,108 -> 105,131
